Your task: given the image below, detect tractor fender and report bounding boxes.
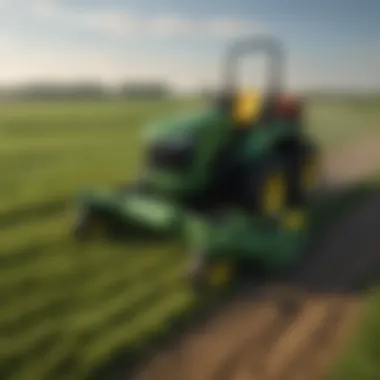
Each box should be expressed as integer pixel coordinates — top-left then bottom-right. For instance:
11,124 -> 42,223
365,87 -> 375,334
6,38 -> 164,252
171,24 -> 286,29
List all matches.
240,131 -> 314,163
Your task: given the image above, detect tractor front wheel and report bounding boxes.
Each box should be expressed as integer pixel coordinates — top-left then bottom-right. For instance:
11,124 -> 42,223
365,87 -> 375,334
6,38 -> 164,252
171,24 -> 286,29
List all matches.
72,209 -> 111,242
188,255 -> 235,294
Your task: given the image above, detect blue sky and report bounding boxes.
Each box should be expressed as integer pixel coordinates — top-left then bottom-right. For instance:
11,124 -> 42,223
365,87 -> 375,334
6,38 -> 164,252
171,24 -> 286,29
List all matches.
0,0 -> 379,91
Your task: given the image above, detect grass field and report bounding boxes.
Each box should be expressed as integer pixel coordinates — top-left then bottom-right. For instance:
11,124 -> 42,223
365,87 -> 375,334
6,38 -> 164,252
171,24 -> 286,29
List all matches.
331,287 -> 380,380
0,97 -> 379,380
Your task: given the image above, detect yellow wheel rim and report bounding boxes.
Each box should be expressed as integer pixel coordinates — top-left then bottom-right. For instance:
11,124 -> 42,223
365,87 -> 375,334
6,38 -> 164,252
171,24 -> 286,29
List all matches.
282,209 -> 307,230
261,171 -> 288,216
301,156 -> 318,191
208,261 -> 234,288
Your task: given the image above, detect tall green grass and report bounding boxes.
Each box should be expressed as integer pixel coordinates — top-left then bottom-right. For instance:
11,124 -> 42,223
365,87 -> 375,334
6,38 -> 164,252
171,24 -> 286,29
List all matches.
0,97 -> 379,380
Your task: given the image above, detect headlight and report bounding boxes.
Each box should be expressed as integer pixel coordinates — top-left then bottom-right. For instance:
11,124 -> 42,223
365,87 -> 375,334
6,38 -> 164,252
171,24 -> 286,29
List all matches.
148,136 -> 195,171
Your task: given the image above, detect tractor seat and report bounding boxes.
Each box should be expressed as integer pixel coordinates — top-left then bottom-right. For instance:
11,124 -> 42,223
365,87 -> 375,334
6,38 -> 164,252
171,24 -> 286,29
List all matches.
233,91 -> 303,127
218,90 -> 301,128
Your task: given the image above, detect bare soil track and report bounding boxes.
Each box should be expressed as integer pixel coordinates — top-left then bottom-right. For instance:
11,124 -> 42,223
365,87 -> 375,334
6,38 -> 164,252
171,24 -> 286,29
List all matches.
128,139 -> 380,380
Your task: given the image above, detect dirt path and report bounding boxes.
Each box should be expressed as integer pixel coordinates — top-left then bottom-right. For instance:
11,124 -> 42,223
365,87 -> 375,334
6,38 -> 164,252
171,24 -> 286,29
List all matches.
128,136 -> 380,380
322,134 -> 380,186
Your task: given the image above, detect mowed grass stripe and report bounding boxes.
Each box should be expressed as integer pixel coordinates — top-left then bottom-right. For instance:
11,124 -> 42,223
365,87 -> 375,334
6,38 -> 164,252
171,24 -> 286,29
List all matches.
0,243 -> 180,306
72,257 -> 186,333
81,290 -> 195,372
4,341 -> 74,380
0,98 -> 200,131
72,242 -> 178,271
0,244 -> 71,289
0,199 -> 67,229
0,282 -> 69,328
0,126 -> 141,175
0,129 -> 142,166
0,317 -> 59,358
0,98 -> 201,217
0,214 -> 68,255
0,149 -> 142,215
0,132 -> 139,153
76,247 -> 180,301
0,242 -> 171,303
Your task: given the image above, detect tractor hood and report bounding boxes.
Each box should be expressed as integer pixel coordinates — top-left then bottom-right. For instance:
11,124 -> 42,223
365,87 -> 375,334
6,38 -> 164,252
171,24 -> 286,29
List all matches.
144,106 -> 224,143
141,105 -> 229,196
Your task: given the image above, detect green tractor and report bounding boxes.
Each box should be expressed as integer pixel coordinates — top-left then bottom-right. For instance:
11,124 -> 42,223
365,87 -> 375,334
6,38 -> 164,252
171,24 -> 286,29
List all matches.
73,35 -> 320,292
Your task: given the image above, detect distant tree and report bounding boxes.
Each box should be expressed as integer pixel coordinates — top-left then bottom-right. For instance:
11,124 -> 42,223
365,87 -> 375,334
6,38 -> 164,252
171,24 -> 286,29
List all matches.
6,81 -> 107,100
118,81 -> 171,99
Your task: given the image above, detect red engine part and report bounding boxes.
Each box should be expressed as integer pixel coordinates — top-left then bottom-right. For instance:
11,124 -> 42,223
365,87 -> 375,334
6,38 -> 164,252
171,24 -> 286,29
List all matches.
275,94 -> 303,119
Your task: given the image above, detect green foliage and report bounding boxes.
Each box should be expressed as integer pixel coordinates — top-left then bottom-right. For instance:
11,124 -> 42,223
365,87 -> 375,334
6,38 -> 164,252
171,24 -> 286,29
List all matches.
0,97 -> 379,380
331,289 -> 380,380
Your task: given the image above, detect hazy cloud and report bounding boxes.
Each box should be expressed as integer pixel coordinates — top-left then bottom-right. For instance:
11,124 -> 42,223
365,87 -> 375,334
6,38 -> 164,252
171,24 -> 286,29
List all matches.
0,0 -> 378,91
26,0 -> 264,39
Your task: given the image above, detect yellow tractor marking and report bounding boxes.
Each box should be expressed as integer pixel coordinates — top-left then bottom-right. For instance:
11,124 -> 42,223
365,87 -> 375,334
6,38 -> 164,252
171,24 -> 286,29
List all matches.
208,261 -> 234,288
233,90 -> 264,127
301,155 -> 319,191
282,209 -> 307,230
261,171 -> 288,216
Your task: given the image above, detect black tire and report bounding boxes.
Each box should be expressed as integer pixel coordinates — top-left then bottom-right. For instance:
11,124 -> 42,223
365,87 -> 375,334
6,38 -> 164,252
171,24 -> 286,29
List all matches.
72,208 -> 113,242
72,208 -> 94,241
286,142 -> 320,206
187,254 -> 235,294
242,157 -> 290,217
188,255 -> 209,294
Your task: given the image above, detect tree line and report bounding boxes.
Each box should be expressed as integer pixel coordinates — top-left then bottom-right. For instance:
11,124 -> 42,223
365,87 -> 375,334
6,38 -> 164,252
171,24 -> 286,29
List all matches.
0,81 -> 172,100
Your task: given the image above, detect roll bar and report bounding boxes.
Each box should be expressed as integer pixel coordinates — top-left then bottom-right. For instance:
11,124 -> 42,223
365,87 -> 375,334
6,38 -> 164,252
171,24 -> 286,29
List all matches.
223,35 -> 285,96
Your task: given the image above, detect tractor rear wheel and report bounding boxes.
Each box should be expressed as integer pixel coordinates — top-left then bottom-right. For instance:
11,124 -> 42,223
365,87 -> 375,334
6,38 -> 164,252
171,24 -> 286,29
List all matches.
288,143 -> 320,205
243,158 -> 290,218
